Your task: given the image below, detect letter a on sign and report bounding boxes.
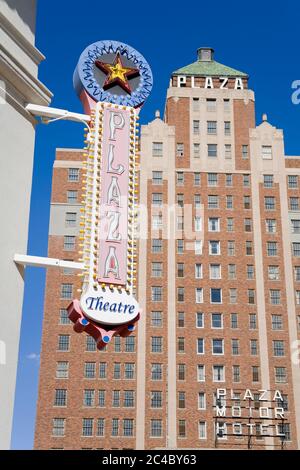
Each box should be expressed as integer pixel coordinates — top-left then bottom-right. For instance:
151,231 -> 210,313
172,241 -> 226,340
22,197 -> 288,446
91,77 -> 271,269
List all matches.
104,246 -> 120,279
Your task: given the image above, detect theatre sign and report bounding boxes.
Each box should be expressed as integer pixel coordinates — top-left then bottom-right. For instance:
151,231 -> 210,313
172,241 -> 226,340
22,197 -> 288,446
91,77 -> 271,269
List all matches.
214,388 -> 288,447
68,40 -> 153,349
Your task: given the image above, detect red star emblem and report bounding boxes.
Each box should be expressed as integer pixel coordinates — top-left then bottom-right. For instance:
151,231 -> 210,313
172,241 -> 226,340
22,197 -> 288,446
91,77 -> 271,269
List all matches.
95,52 -> 140,95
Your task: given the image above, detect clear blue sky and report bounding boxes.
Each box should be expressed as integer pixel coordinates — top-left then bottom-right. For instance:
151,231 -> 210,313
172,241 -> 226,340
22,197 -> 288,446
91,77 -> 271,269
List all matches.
11,0 -> 300,449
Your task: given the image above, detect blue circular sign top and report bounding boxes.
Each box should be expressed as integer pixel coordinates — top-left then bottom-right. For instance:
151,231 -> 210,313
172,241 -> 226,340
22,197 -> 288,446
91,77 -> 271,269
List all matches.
73,40 -> 153,108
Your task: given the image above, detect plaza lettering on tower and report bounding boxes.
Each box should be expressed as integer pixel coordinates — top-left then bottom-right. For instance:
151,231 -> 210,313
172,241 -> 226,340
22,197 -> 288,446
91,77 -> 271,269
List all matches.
67,40 -> 153,349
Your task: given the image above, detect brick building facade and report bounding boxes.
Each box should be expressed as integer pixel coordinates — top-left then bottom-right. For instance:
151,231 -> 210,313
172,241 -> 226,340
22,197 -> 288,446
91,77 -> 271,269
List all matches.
35,48 -> 300,450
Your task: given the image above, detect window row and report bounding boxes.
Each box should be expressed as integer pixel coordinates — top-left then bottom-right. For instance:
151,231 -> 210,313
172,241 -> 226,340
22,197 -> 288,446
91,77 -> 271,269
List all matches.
57,335 -> 135,353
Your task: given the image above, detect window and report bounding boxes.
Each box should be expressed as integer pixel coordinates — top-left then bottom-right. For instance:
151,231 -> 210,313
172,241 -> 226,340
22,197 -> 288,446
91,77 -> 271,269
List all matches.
213,365 -> 225,382
226,195 -> 233,209
151,363 -> 162,380
228,264 -> 236,279
209,240 -> 220,255
210,264 -> 221,279
226,174 -> 233,186
243,174 -> 250,186
52,418 -> 65,436
295,266 -> 300,281
212,339 -> 224,355
151,391 -> 162,408
199,421 -> 207,439
123,419 -> 134,436
58,335 -> 70,351
288,175 -> 298,188
194,172 -> 201,186
177,172 -> 184,185
178,420 -> 186,438
124,363 -> 135,380
265,197 -> 275,210
268,265 -> 279,280
249,314 -> 257,330
193,120 -> 200,134
244,196 -> 251,209
208,195 -> 219,209
67,190 -> 78,203
152,193 -> 163,207
54,389 -> 67,407
273,340 -> 285,357
207,121 -> 217,134
112,418 -> 119,437
83,389 -> 95,407
266,219 -> 276,233
247,265 -> 255,279
193,97 -> 199,111
178,391 -> 185,409
178,364 -> 186,381
246,241 -> 253,255
197,365 -> 205,382
195,240 -> 202,255
193,143 -> 200,158
198,392 -> 206,410
98,390 -> 105,407
264,174 -> 273,188
277,423 -> 291,441
152,286 -> 162,302
86,336 -> 96,352
152,214 -> 163,230
177,287 -> 184,302
178,337 -> 185,353
82,418 -> 93,437
151,337 -> 162,353
59,308 -> 71,325
113,363 -> 120,379
112,390 -> 120,407
212,313 -> 222,329
224,98 -> 230,112
68,168 -> 79,181
151,311 -> 162,327
270,289 -> 281,305
250,339 -> 258,356
152,171 -> 163,185
195,288 -> 203,303
262,145 -> 272,159
225,144 -> 231,159
125,336 -> 135,352
233,365 -> 240,383
61,283 -> 73,299
152,239 -> 162,253
275,367 -> 287,383
64,235 -> 75,251
176,143 -> 184,157
112,336 -> 121,353
152,142 -> 163,157
194,194 -> 201,208
228,241 -> 235,256
97,419 -> 105,437
231,313 -> 238,329
195,263 -> 202,279
293,243 -> 300,256
229,288 -> 237,304
267,241 -> 278,256
207,173 -> 218,187
177,239 -> 184,254
251,366 -> 259,382
56,361 -> 69,379
242,145 -> 248,159
207,99 -> 216,112
194,216 -> 202,231
177,193 -> 184,207
152,262 -> 162,278
248,289 -> 255,304
276,395 -> 289,412
290,197 -> 299,210
65,212 -> 77,226
292,219 -> 300,234
151,420 -> 162,437
224,121 -> 231,135
211,288 -> 222,303
244,219 -> 252,232
99,363 -> 107,379
208,217 -> 220,232
84,362 -> 95,379
231,339 -> 239,355
272,315 -> 283,330
196,312 -> 204,328
197,338 -> 204,354
207,144 -> 218,157
227,218 -> 234,231
178,312 -> 185,328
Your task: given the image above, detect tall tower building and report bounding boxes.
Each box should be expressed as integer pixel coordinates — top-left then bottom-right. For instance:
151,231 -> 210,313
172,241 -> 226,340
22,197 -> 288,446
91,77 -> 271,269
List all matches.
35,47 -> 300,450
